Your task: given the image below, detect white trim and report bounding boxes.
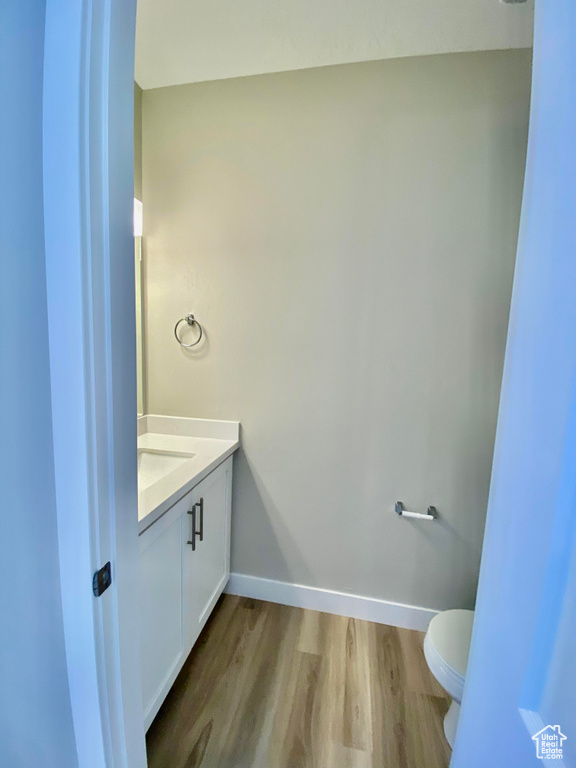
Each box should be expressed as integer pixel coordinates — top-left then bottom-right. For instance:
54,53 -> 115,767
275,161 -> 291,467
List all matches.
226,573 -> 437,631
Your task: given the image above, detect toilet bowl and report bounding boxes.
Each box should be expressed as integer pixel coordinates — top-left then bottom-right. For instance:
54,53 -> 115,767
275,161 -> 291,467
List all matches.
423,609 -> 474,748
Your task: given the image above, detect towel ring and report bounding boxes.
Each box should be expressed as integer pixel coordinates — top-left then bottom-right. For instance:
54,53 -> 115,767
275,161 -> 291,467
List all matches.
174,313 -> 203,348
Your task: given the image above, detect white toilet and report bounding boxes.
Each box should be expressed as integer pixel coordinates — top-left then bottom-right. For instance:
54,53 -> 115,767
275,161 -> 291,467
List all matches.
423,609 -> 474,748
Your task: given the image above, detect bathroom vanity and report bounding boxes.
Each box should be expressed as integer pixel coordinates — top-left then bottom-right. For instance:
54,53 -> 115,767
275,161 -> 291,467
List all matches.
137,415 -> 240,729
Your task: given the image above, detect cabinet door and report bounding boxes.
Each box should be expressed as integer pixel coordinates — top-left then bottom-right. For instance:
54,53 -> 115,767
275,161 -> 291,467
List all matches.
196,457 -> 232,626
139,495 -> 187,725
182,458 -> 232,646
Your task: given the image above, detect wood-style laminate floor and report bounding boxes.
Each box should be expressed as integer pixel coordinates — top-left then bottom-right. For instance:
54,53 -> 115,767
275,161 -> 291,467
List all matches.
146,595 -> 452,768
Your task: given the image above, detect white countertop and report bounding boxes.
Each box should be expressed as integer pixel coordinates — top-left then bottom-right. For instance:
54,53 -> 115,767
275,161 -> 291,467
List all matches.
137,416 -> 240,534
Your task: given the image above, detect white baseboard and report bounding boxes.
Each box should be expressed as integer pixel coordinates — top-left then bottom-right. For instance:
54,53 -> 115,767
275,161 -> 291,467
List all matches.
225,573 -> 437,632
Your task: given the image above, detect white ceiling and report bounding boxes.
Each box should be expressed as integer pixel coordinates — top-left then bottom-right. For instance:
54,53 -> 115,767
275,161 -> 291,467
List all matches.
135,0 -> 534,90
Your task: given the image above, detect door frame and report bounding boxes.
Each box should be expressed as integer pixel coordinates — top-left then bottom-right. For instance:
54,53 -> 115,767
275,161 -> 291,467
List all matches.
43,1 -> 146,766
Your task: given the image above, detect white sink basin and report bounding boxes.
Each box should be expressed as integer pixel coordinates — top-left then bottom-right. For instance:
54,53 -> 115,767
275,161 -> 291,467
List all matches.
138,449 -> 195,492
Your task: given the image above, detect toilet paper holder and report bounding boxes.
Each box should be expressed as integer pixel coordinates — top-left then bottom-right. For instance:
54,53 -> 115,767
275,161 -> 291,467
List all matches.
395,501 -> 437,521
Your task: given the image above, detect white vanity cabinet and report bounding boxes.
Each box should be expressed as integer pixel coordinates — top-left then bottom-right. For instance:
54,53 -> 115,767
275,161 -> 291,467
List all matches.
139,456 -> 233,729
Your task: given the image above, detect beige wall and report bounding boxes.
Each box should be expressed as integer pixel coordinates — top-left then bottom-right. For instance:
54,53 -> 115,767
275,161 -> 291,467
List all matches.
142,50 -> 531,610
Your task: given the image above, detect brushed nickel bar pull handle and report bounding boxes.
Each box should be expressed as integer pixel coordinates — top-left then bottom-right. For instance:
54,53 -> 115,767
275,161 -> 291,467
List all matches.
187,506 -> 196,549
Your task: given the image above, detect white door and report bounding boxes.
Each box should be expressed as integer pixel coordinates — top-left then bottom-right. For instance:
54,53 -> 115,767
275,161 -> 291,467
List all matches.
452,3 -> 576,766
43,0 -> 146,766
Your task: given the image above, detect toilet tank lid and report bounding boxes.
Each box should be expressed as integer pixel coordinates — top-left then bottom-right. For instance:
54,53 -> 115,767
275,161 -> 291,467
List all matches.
427,609 -> 475,679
